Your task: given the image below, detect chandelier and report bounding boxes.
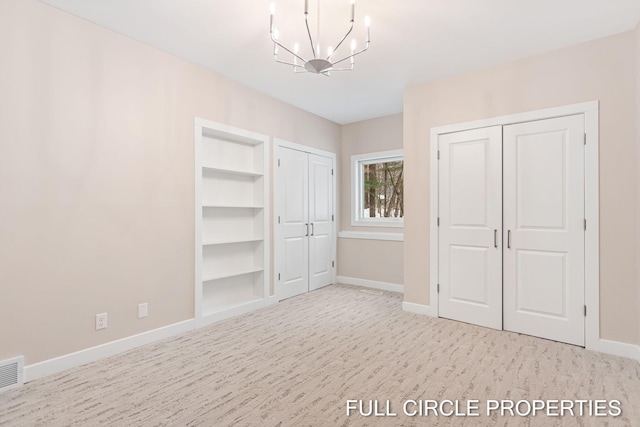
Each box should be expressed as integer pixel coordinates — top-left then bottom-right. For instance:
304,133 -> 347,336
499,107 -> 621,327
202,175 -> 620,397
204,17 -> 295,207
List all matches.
269,0 -> 371,75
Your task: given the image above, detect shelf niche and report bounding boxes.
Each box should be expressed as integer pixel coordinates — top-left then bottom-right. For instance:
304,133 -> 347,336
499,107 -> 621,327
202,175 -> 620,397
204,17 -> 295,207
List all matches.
195,119 -> 270,326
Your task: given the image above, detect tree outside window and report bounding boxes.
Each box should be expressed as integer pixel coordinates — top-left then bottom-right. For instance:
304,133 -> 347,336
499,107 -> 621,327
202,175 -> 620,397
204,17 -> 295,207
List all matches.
351,150 -> 403,227
363,160 -> 403,218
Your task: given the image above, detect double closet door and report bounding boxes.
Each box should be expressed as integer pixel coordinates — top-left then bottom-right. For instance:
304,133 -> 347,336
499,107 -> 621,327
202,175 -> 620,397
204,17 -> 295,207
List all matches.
438,115 -> 585,346
276,146 -> 335,301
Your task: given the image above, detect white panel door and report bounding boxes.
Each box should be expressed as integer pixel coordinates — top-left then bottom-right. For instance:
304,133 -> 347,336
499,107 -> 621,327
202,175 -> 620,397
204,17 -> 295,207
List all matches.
276,146 -> 335,300
277,147 -> 309,300
503,115 -> 585,346
308,154 -> 334,291
438,126 -> 503,330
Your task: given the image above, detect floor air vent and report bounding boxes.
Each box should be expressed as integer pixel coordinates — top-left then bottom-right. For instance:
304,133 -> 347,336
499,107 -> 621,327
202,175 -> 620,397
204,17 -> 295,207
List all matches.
0,356 -> 24,392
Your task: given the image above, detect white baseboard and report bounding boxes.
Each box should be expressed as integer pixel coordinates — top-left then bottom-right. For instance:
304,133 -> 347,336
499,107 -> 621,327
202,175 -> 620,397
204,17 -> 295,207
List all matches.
24,319 -> 196,383
400,305 -> 640,362
588,338 -> 640,362
265,295 -> 278,306
19,300 -> 640,385
402,301 -> 436,317
337,276 -> 403,293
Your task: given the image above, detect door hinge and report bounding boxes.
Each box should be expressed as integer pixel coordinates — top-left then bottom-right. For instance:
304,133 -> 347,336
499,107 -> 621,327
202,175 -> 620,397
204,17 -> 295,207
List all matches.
278,273 -> 281,281
332,260 -> 335,268
331,169 -> 334,176
278,159 -> 281,167
584,134 -> 587,145
332,214 -> 334,222
584,219 -> 586,231
437,284 -> 440,293
584,305 -> 587,316
278,216 -> 281,224
437,217 -> 440,227
437,150 -> 440,160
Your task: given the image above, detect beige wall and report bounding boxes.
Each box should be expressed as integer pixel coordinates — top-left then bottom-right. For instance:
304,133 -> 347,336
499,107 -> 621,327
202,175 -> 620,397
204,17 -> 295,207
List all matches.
338,239 -> 403,285
0,0 -> 340,364
404,31 -> 639,344
338,114 -> 404,284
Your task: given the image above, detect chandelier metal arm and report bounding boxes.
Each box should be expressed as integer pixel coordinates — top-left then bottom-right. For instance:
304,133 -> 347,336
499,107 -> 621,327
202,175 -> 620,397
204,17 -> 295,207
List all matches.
327,65 -> 354,71
273,59 -> 316,75
274,57 -> 298,67
270,32 -> 308,64
331,42 -> 370,67
304,13 -> 317,59
327,21 -> 354,60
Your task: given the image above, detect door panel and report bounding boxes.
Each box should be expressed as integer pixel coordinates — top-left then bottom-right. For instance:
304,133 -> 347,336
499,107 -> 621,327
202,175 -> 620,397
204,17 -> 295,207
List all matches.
503,115 -> 585,346
516,250 -> 566,318
277,147 -> 309,300
438,126 -> 502,329
308,153 -> 334,290
516,130 -> 566,229
449,245 -> 489,306
450,141 -> 488,227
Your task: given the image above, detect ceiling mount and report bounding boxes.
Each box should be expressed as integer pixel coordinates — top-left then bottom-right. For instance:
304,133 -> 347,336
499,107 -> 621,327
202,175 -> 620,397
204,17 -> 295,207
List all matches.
269,0 -> 371,76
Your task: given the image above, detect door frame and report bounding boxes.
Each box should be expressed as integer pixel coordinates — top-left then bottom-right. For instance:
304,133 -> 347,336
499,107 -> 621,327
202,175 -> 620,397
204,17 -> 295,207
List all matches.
429,101 -> 599,350
273,138 -> 337,300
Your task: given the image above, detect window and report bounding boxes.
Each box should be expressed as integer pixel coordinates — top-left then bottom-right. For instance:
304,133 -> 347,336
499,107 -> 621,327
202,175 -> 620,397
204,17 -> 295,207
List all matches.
351,150 -> 404,227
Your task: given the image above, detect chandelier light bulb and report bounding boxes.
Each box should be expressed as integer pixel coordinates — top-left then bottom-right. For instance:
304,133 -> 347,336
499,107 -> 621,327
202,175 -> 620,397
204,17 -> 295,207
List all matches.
327,46 -> 333,58
365,15 -> 370,27
273,28 -> 279,40
270,3 -> 275,15
351,39 -> 357,51
350,0 -> 355,22
294,42 -> 299,54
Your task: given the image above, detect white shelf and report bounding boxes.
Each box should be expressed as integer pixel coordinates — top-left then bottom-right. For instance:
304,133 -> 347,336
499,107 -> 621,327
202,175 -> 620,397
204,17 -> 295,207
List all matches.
202,238 -> 263,246
202,166 -> 263,177
202,128 -> 263,146
202,204 -> 264,209
202,267 -> 264,282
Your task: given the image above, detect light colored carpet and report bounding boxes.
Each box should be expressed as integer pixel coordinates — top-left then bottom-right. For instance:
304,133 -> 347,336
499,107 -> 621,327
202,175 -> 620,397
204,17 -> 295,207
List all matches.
1,284 -> 639,426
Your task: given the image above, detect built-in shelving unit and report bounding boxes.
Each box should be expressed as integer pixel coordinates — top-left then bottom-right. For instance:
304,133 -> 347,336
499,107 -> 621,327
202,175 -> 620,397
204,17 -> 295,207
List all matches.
195,118 -> 270,326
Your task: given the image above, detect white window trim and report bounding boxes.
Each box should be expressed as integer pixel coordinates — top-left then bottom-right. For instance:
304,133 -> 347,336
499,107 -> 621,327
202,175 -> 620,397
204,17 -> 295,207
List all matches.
351,149 -> 404,227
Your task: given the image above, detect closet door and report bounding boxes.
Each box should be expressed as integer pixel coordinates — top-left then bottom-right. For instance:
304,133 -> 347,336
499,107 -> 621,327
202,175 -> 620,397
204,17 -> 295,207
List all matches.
277,147 -> 310,300
308,154 -> 334,291
276,146 -> 335,300
503,115 -> 585,346
438,126 -> 503,329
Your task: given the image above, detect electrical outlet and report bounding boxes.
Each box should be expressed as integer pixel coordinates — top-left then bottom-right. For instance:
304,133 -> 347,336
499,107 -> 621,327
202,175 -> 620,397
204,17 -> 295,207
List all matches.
95,313 -> 107,330
138,303 -> 148,319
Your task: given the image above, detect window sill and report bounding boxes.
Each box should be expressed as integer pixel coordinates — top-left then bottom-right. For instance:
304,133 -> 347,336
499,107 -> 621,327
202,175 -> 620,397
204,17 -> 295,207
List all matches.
339,231 -> 404,242
351,219 -> 404,228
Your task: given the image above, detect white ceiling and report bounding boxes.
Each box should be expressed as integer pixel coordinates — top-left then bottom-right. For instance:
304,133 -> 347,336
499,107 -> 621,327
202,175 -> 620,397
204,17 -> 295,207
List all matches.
40,0 -> 640,124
